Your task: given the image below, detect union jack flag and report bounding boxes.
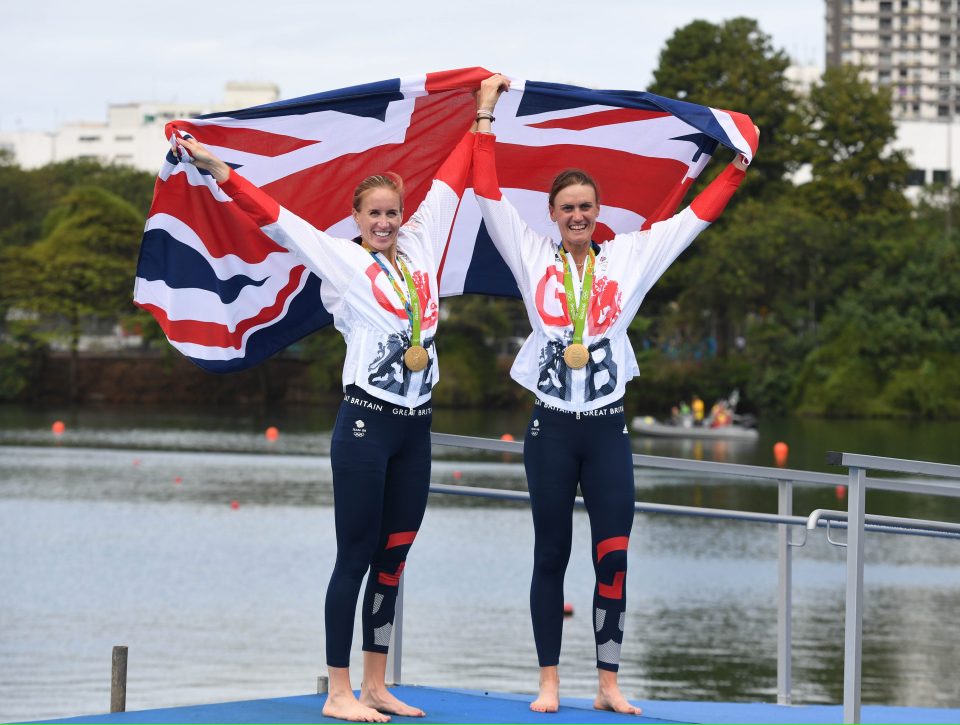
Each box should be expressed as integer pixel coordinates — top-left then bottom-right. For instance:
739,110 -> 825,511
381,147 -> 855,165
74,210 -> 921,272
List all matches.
133,67 -> 756,372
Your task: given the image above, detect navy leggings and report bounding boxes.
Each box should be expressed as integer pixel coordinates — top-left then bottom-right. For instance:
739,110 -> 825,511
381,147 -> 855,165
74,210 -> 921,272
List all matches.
523,399 -> 635,672
325,387 -> 432,668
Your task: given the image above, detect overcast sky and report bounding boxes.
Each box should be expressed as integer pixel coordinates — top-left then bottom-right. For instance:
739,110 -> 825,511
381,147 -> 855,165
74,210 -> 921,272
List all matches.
2,1 -> 824,132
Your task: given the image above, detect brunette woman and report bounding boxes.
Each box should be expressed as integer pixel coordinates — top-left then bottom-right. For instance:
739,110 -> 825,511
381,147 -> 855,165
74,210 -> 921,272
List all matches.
471,74 -> 756,715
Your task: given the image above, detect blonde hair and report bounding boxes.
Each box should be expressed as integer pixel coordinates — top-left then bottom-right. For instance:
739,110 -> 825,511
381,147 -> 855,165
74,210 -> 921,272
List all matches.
352,172 -> 404,211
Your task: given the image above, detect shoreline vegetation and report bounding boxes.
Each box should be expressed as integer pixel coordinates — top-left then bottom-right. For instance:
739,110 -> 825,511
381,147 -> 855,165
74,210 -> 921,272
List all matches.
2,19 -> 959,419
7,345 -> 960,421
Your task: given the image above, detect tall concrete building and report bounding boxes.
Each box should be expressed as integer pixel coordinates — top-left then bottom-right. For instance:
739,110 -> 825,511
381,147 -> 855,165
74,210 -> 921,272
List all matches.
825,0 -> 959,120
826,0 -> 960,187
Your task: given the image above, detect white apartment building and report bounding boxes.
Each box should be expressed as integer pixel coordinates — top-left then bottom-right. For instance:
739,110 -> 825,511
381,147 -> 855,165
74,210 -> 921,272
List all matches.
897,117 -> 960,185
0,82 -> 278,172
826,0 -> 959,120
826,0 -> 960,186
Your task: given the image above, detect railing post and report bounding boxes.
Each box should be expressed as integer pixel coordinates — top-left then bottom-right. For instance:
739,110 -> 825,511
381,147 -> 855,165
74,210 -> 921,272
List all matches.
777,479 -> 793,706
386,573 -> 404,685
843,466 -> 867,724
110,645 -> 128,713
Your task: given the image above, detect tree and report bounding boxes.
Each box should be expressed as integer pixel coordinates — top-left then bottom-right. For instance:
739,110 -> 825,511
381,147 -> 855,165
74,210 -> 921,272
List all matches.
1,187 -> 144,400
795,65 -> 910,219
32,159 -> 157,217
430,296 -> 520,406
0,158 -> 154,254
649,17 -> 799,200
793,217 -> 960,417
0,157 -> 50,251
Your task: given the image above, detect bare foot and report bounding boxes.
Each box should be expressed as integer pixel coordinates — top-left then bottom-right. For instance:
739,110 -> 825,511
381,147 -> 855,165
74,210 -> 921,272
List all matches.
360,687 -> 425,718
530,677 -> 559,713
323,690 -> 391,722
594,685 -> 642,716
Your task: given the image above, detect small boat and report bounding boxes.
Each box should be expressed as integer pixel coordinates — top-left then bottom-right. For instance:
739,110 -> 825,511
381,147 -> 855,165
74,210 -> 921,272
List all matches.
631,416 -> 759,441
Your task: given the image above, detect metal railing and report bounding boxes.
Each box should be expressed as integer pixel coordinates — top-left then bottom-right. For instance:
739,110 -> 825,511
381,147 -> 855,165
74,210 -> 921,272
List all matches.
381,434 -> 960,723
826,451 -> 960,724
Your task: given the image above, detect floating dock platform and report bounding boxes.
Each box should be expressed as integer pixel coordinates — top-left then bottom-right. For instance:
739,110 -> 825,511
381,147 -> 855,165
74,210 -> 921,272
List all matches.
32,685 -> 960,724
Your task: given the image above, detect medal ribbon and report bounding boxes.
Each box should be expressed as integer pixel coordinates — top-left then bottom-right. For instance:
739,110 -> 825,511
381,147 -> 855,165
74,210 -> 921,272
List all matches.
369,251 -> 422,347
561,248 -> 595,346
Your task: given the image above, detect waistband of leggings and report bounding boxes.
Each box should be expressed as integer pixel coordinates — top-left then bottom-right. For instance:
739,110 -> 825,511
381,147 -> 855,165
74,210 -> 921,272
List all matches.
533,396 -> 625,418
342,385 -> 432,417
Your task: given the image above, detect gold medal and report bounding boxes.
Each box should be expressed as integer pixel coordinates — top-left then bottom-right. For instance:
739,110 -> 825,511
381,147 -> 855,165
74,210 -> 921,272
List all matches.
560,248 -> 595,372
404,345 -> 429,372
563,343 -> 590,370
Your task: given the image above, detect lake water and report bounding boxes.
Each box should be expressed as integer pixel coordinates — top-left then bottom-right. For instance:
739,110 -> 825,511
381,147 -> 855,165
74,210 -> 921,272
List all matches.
2,403 -> 960,721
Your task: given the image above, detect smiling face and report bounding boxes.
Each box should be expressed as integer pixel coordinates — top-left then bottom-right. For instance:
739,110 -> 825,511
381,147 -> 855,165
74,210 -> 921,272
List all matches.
550,183 -> 600,250
353,187 -> 403,254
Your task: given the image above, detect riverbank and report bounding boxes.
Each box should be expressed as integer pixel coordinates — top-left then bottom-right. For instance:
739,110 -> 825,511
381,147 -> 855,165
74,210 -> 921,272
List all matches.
8,345 -> 960,424
11,351 -> 530,408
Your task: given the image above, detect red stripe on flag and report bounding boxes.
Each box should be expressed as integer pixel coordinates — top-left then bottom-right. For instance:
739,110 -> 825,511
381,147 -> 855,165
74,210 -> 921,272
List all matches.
386,531 -> 418,549
593,222 -> 615,243
171,121 -> 319,158
136,265 -> 308,349
262,92 -> 474,233
642,177 -> 694,230
424,67 -> 492,93
526,108 -> 671,131
150,172 -> 286,263
596,536 -> 629,562
598,570 -> 626,600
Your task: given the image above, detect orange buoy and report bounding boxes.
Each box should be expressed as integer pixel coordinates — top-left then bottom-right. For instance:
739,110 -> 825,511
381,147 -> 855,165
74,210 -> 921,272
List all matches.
265,426 -> 279,441
835,485 -> 847,500
51,420 -> 65,435
773,441 -> 789,467
453,470 -> 462,480
230,500 -> 240,510
563,602 -> 574,617
500,433 -> 515,442
174,476 -> 183,485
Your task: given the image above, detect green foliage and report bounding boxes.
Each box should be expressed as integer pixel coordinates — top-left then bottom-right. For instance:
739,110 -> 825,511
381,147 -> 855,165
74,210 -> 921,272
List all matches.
0,158 -> 153,254
644,22 -> 939,418
624,347 -> 754,416
0,322 -> 47,400
885,355 -> 960,418
794,65 -> 911,219
432,296 -> 518,406
0,161 -> 50,250
650,17 -> 799,200
740,318 -> 815,415
31,159 -> 156,217
1,186 -> 144,352
431,326 -> 503,407
793,231 -> 960,417
299,329 -> 348,394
